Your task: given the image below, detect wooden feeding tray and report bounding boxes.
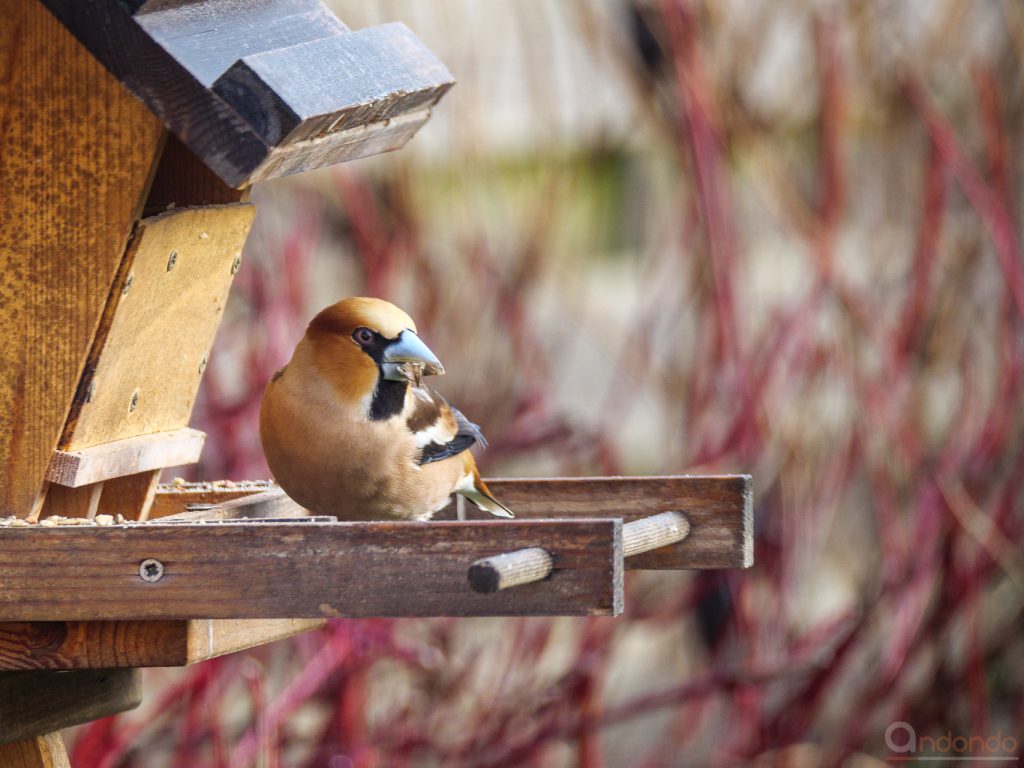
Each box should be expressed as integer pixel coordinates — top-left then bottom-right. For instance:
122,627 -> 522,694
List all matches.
0,0 -> 754,761
0,474 -> 751,626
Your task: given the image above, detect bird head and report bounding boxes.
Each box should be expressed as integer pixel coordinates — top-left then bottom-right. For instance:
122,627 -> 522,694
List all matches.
305,297 -> 444,404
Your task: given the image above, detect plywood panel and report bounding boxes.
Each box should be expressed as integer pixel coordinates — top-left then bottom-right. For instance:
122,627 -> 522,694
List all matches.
60,204 -> 255,450
0,0 -> 165,517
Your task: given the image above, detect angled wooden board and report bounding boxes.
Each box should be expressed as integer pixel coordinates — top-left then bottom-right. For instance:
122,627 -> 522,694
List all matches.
0,519 -> 622,620
0,0 -> 165,518
61,205 -> 254,451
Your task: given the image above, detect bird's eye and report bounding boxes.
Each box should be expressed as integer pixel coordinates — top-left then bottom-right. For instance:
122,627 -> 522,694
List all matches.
353,327 -> 374,346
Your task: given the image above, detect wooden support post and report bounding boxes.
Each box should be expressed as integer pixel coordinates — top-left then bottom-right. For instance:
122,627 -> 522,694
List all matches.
101,470 -> 164,522
35,483 -> 103,522
0,733 -> 71,768
0,668 -> 141,744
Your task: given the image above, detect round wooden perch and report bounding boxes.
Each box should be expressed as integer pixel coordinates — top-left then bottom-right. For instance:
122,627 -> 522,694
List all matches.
622,510 -> 690,557
468,510 -> 691,593
468,547 -> 553,593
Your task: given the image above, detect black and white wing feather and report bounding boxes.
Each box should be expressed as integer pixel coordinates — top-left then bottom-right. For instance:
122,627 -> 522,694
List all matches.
406,387 -> 486,465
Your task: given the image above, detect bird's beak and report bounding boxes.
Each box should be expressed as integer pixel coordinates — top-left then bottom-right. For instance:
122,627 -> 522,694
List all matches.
381,330 -> 445,381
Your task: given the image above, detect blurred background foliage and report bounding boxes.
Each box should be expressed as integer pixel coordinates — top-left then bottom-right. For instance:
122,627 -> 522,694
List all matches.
70,1 -> 1023,765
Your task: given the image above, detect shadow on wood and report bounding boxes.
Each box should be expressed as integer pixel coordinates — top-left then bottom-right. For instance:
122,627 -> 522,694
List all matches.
0,668 -> 141,744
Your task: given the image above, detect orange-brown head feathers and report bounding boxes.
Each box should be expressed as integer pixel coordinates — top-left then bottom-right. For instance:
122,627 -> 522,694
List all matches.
308,297 -> 417,341
301,298 -> 441,413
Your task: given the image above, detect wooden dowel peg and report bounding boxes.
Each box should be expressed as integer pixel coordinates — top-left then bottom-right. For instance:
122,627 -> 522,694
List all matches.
468,547 -> 553,593
622,511 -> 690,557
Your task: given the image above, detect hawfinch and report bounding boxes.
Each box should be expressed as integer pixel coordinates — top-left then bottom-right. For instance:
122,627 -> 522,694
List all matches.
259,297 -> 513,521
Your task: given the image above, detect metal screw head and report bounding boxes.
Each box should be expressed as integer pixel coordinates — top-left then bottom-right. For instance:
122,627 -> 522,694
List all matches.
167,250 -> 177,271
230,254 -> 242,274
139,558 -> 164,582
121,273 -> 133,295
198,356 -> 208,375
129,390 -> 139,412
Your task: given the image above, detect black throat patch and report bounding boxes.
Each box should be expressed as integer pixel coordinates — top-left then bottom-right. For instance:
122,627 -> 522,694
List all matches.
370,377 -> 407,421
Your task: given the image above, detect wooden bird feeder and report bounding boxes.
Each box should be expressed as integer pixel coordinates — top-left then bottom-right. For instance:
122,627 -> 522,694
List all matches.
0,1 -> 753,763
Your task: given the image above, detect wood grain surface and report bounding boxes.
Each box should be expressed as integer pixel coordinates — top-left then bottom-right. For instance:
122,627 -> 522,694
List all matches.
100,470 -> 163,521
36,484 -> 102,522
0,618 -> 324,670
0,668 -> 141,744
0,0 -> 165,518
0,519 -> 623,620
60,205 -> 254,450
0,734 -> 70,768
145,134 -> 249,215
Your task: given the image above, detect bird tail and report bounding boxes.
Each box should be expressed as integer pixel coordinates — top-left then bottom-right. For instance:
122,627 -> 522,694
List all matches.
458,461 -> 514,518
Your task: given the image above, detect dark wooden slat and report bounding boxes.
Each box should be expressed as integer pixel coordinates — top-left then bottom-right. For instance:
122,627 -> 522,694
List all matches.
0,669 -> 141,744
0,520 -> 622,620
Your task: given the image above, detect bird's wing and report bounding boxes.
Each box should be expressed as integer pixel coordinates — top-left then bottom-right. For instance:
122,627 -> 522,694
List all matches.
406,386 -> 487,466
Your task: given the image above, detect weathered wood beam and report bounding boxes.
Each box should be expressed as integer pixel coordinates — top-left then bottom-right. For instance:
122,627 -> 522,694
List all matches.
0,520 -> 623,620
0,669 -> 141,744
0,619 -> 324,670
47,429 -> 206,487
39,0 -> 454,187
